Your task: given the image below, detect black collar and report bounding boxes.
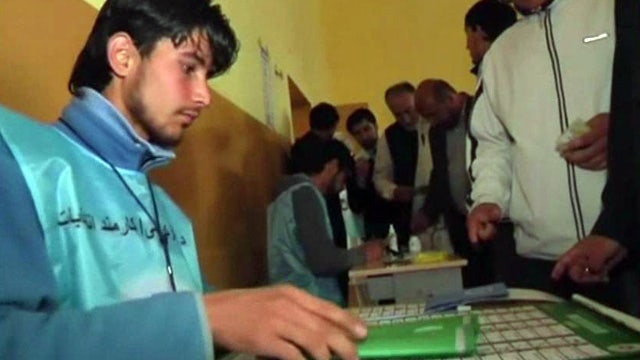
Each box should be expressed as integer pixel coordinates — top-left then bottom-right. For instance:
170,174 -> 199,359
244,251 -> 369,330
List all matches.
515,0 -> 555,16
470,63 -> 480,76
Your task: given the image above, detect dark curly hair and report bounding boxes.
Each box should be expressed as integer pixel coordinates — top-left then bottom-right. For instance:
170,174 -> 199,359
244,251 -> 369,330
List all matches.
68,0 -> 239,95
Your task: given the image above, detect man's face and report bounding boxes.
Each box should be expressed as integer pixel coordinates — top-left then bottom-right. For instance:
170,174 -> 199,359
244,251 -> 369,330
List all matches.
415,92 -> 452,127
121,33 -> 213,147
350,120 -> 378,150
386,92 -> 419,131
465,26 -> 491,66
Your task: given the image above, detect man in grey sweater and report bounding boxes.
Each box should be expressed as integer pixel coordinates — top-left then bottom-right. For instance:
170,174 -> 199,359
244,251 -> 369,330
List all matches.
268,139 -> 386,306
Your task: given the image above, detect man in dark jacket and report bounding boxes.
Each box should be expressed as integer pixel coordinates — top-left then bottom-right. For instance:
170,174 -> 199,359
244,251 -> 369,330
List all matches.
552,0 -> 640,316
414,79 -> 493,287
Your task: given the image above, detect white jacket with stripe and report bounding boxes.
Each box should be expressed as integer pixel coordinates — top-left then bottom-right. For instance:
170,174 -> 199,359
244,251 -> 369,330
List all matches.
469,0 -> 614,260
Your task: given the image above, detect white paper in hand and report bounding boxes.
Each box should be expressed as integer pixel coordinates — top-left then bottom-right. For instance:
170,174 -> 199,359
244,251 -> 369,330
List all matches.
556,119 -> 591,152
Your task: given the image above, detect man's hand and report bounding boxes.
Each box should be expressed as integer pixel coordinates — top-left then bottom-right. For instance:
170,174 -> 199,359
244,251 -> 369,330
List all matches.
560,113 -> 609,170
205,285 -> 367,360
361,239 -> 386,263
411,212 -> 430,235
467,203 -> 501,244
393,186 -> 415,203
552,235 -> 627,283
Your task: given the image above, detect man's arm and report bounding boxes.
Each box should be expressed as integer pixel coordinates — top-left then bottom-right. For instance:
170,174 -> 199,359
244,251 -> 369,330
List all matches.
0,294 -> 212,360
0,136 -> 213,360
1,134 -> 368,360
590,159 -> 635,251
589,0 -> 640,255
293,186 -> 365,276
468,91 -> 513,212
373,134 -> 416,203
467,81 -> 513,243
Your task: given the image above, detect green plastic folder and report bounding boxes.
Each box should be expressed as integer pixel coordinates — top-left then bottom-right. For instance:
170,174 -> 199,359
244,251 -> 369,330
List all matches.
358,313 -> 479,358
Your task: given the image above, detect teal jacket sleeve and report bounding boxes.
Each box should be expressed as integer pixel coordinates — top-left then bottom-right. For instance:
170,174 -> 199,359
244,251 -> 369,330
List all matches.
0,293 -> 213,360
0,135 -> 213,360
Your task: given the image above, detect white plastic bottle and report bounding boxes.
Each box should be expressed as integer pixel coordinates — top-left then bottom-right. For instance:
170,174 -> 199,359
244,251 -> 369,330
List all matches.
387,225 -> 398,253
409,235 -> 422,254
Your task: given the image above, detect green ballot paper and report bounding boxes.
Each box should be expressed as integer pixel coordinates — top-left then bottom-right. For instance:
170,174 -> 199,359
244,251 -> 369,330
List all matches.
358,313 -> 479,358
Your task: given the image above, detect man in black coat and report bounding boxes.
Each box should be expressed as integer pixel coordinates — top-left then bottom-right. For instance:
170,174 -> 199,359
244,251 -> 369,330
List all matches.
552,0 -> 640,315
414,79 -> 493,287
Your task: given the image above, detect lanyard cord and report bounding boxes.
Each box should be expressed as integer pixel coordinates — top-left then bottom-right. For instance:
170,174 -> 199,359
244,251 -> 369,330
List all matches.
58,119 -> 177,292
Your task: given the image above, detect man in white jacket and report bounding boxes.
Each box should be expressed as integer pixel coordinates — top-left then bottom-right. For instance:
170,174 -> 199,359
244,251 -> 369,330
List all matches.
466,0 -> 628,308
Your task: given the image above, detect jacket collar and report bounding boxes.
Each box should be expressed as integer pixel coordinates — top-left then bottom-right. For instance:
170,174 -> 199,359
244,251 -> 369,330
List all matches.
55,87 -> 175,172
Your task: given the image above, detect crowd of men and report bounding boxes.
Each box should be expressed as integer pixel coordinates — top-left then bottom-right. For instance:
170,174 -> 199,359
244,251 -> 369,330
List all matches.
269,0 -> 640,318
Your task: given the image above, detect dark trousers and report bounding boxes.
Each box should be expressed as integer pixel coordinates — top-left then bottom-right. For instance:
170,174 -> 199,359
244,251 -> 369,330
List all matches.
324,194 -> 349,299
325,194 -> 346,249
364,220 -> 390,241
490,222 -> 518,285
391,203 -> 412,250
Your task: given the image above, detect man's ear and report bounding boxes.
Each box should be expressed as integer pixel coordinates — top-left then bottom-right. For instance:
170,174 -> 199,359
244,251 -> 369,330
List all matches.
106,32 -> 139,78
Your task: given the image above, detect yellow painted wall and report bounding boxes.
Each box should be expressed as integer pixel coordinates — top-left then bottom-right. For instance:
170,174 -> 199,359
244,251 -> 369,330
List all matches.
0,0 -> 95,121
214,0 -> 331,131
320,0 -> 479,128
